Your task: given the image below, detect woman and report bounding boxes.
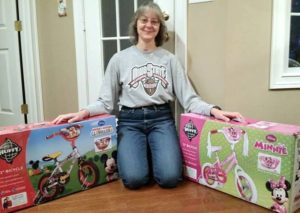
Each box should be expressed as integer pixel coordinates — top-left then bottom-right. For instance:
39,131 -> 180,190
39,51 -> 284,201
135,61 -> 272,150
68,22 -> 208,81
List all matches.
53,2 -> 243,189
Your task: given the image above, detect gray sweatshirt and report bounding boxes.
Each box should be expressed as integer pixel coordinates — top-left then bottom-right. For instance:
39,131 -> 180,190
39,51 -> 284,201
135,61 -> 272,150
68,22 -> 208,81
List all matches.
85,46 -> 215,116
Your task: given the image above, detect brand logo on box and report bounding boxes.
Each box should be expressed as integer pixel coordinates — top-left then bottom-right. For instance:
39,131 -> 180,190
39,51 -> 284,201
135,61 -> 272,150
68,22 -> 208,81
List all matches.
98,120 -> 105,126
0,138 -> 22,164
183,119 -> 198,141
254,141 -> 288,155
266,134 -> 277,143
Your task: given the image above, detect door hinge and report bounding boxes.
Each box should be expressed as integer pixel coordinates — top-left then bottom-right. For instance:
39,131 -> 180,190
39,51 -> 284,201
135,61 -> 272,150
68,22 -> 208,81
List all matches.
21,104 -> 28,114
15,20 -> 22,32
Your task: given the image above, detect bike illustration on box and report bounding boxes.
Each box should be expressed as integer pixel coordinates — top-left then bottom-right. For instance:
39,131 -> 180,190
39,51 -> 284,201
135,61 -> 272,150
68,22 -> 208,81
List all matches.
180,113 -> 300,212
200,127 -> 258,203
33,124 -> 100,204
0,115 -> 117,212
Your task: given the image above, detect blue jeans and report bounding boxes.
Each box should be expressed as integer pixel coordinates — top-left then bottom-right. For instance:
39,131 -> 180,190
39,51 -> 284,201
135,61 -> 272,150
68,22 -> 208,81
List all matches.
117,104 -> 183,189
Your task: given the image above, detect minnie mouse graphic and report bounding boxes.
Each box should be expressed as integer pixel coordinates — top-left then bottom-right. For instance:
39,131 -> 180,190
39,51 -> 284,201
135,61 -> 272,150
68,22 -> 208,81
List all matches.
266,176 -> 291,213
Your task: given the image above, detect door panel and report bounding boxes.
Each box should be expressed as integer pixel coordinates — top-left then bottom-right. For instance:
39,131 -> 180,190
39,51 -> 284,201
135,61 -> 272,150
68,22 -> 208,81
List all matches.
0,0 -> 24,126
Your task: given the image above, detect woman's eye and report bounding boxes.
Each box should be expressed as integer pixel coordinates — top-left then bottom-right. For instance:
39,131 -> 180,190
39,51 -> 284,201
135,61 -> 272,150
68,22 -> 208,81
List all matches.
151,20 -> 159,25
140,18 -> 147,24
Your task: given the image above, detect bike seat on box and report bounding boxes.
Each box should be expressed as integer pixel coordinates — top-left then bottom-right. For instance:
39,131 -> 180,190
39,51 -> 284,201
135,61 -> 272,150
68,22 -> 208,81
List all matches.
211,145 -> 222,153
42,151 -> 62,161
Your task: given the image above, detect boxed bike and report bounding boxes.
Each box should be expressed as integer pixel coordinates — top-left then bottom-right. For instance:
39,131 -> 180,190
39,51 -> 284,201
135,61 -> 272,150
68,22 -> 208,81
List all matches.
0,114 -> 118,212
180,113 -> 300,213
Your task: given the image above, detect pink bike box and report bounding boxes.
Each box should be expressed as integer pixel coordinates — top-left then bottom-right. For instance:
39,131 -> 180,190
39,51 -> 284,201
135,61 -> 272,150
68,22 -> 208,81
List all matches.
0,114 -> 117,212
180,113 -> 300,213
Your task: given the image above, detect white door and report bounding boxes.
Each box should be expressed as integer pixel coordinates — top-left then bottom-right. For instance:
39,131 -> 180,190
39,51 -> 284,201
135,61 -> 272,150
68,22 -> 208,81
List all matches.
0,0 -> 25,126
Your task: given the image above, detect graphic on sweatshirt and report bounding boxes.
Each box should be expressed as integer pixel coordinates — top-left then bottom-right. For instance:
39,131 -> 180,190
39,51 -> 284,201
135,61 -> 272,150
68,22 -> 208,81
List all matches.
128,63 -> 169,96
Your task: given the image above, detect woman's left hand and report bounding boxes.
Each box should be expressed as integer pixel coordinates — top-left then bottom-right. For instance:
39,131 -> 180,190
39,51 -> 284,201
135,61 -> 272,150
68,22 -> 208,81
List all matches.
210,107 -> 244,122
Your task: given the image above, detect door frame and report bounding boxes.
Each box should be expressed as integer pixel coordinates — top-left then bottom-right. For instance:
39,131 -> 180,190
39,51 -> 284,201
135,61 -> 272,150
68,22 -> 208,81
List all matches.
73,0 -> 187,110
18,1 -> 44,123
73,0 -> 102,109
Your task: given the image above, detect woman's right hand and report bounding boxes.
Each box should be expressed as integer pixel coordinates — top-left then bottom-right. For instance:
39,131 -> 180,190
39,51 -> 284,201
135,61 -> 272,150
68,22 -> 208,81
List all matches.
52,109 -> 90,124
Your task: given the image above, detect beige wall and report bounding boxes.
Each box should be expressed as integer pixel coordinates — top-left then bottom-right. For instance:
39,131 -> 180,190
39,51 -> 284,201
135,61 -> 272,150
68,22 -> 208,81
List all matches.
36,0 -> 78,120
188,0 -> 300,125
35,0 -> 300,125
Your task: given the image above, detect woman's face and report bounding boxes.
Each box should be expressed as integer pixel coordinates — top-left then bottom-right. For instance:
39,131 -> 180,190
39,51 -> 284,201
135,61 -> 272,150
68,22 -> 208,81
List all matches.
136,10 -> 160,44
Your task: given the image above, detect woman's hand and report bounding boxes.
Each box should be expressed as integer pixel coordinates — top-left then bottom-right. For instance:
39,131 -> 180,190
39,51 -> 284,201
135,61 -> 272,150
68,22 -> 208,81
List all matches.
52,109 -> 90,124
210,107 -> 244,123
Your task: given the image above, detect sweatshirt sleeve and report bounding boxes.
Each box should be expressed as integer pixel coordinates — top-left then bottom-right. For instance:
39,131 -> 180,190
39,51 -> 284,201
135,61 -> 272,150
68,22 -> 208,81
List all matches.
84,55 -> 120,116
172,58 -> 214,116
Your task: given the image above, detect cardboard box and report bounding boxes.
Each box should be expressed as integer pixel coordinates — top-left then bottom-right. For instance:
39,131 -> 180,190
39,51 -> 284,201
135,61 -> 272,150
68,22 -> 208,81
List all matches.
180,113 -> 300,213
0,115 -> 117,212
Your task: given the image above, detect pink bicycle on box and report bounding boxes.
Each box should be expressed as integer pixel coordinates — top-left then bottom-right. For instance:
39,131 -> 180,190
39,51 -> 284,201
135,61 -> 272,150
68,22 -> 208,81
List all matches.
201,127 -> 257,203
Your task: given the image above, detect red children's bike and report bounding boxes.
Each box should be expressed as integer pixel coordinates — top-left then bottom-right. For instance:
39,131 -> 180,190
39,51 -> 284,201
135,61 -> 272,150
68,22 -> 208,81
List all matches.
34,124 -> 99,204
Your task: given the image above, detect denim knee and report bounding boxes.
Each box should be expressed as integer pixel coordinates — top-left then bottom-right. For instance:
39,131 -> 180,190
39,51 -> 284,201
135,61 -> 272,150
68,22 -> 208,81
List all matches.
121,174 -> 150,189
154,172 -> 182,188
